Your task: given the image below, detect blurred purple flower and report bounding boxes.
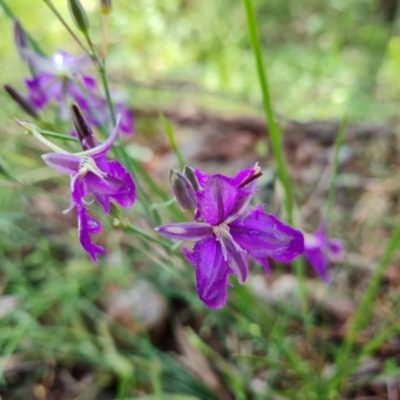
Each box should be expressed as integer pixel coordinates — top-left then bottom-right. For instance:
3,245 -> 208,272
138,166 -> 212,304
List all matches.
24,51 -> 93,118
20,117 -> 136,263
20,50 -> 134,135
155,165 -> 304,309
304,220 -> 344,283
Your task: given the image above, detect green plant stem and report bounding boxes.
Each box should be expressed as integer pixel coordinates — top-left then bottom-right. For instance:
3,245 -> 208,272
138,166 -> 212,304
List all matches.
123,224 -> 178,253
85,35 -> 116,127
39,129 -> 79,142
83,33 -> 165,224
242,0 -> 308,320
242,0 -> 293,224
160,114 -> 185,170
42,0 -> 89,55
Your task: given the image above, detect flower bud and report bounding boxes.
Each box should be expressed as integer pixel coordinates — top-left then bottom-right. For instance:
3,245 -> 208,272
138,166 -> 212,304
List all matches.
4,85 -> 39,119
238,164 -> 263,188
13,19 -> 29,60
68,0 -> 90,35
100,0 -> 112,15
69,102 -> 98,150
171,171 -> 197,212
183,165 -> 199,191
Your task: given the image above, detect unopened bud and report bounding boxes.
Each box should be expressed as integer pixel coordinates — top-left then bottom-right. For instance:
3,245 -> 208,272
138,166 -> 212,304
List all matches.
4,85 -> 39,119
100,0 -> 112,15
69,102 -> 98,150
171,171 -> 197,212
13,19 -> 29,60
238,165 -> 263,188
183,165 -> 199,191
68,0 -> 90,35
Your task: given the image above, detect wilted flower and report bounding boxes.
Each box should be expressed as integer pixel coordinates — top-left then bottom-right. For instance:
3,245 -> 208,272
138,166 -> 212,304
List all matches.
17,113 -> 136,263
304,220 -> 344,283
155,165 -> 304,309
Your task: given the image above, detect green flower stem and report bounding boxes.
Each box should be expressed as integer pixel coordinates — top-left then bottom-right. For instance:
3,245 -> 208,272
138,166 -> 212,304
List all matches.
242,0 -> 308,318
42,0 -> 89,56
160,114 -> 185,171
82,32 -> 165,224
84,35 -> 116,127
123,223 -> 178,253
242,0 -> 293,224
39,129 -> 79,142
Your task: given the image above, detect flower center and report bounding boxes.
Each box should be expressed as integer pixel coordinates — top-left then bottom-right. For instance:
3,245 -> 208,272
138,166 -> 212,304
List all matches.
212,222 -> 229,239
78,156 -> 107,180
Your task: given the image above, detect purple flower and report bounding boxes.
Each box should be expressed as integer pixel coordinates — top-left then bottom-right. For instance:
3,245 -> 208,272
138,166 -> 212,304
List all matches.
19,117 -> 136,263
21,50 -> 134,135
155,166 -> 304,309
23,51 -> 93,117
304,220 -> 344,283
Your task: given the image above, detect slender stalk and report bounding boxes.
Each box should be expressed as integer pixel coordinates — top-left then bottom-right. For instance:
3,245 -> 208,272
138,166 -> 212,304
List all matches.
42,0 -> 89,55
242,0 -> 308,319
123,223 -> 178,253
160,114 -> 185,170
102,14 -> 109,60
16,120 -> 69,154
84,36 -> 116,126
39,130 -> 79,143
242,0 -> 293,224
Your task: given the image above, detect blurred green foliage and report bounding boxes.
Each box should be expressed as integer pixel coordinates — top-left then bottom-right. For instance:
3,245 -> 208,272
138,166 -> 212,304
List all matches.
2,0 -> 400,120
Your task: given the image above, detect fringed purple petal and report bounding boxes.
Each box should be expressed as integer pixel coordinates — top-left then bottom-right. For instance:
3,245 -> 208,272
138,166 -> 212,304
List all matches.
197,175 -> 238,225
229,206 -> 304,265
155,222 -> 212,241
184,237 -> 232,309
71,178 -> 106,264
